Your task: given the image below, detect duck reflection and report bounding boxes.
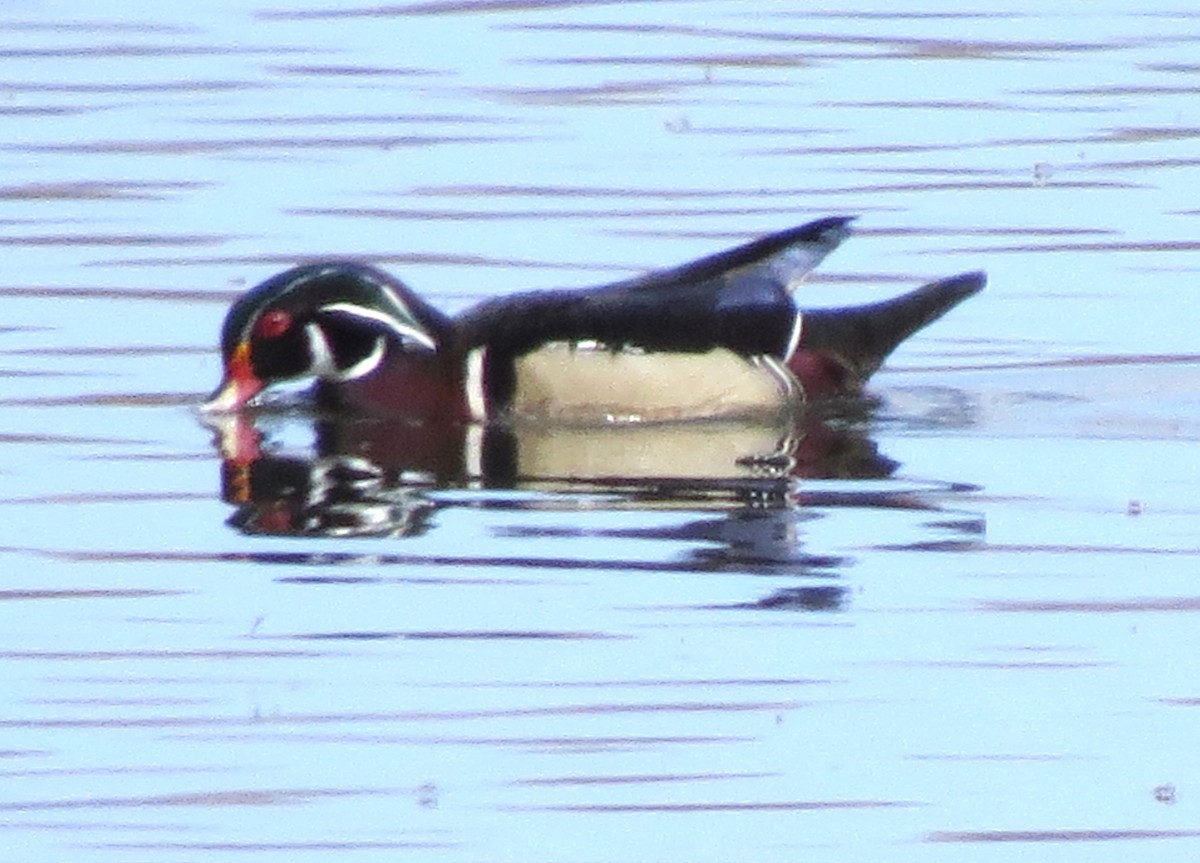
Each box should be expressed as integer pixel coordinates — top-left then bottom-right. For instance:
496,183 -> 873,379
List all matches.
206,405 -> 921,612
210,404 -> 895,533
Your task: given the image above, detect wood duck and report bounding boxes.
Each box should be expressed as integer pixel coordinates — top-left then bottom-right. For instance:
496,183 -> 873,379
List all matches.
202,216 -> 985,422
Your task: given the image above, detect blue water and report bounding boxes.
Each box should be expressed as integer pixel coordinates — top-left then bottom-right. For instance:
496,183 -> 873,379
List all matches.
1,3 -> 1199,862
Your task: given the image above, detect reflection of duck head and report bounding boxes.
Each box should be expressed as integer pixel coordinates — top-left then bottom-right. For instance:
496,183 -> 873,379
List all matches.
201,217 -> 983,423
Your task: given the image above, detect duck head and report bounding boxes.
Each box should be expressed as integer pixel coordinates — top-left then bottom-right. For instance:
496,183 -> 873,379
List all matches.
202,262 -> 453,413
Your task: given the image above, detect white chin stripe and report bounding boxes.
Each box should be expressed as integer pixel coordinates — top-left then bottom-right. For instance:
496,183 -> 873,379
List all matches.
306,322 -> 337,379
335,336 -> 386,382
305,323 -> 386,382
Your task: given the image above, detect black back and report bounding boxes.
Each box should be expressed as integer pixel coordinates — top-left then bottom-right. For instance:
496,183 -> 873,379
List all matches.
454,216 -> 854,360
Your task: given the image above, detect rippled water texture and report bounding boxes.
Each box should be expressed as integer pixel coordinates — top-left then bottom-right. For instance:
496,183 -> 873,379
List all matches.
2,3 -> 1200,861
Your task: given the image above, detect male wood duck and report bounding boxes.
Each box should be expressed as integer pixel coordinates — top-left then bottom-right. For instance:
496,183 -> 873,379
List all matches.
202,216 -> 985,422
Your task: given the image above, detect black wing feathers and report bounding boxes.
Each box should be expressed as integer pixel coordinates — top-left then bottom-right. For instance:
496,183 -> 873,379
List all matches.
453,217 -> 855,359
457,270 -> 793,357
607,215 -> 853,295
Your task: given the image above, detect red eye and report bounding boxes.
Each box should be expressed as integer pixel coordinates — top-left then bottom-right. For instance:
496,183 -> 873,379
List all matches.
253,309 -> 292,340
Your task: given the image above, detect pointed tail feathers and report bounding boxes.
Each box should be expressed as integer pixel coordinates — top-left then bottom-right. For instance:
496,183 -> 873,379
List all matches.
798,271 -> 985,392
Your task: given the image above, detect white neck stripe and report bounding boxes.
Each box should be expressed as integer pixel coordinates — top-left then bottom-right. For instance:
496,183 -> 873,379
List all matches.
305,323 -> 387,382
784,310 -> 803,362
756,353 -> 801,401
334,336 -> 386,382
465,347 -> 488,422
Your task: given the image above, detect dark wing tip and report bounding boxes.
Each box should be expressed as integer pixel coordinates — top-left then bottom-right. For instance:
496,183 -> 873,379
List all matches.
753,215 -> 857,250
942,269 -> 987,292
926,270 -> 987,305
786,214 -> 857,242
820,214 -> 859,229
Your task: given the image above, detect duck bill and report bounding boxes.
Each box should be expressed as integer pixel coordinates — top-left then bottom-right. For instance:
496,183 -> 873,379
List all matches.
200,343 -> 263,413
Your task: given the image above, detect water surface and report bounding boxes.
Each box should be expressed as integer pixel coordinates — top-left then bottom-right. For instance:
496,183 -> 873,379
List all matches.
2,2 -> 1200,861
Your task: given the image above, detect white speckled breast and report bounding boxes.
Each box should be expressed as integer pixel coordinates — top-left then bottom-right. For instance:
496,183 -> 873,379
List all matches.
508,342 -> 798,423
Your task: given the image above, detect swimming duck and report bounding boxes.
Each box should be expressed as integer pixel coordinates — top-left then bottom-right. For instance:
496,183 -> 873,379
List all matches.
203,216 -> 984,422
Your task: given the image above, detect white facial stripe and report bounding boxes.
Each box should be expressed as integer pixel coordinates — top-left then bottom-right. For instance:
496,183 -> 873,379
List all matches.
784,309 -> 803,362
241,265 -> 341,344
305,322 -> 337,379
305,322 -> 387,382
465,347 -> 487,422
342,273 -> 433,350
319,302 -> 437,351
374,281 -> 423,330
243,266 -> 430,345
